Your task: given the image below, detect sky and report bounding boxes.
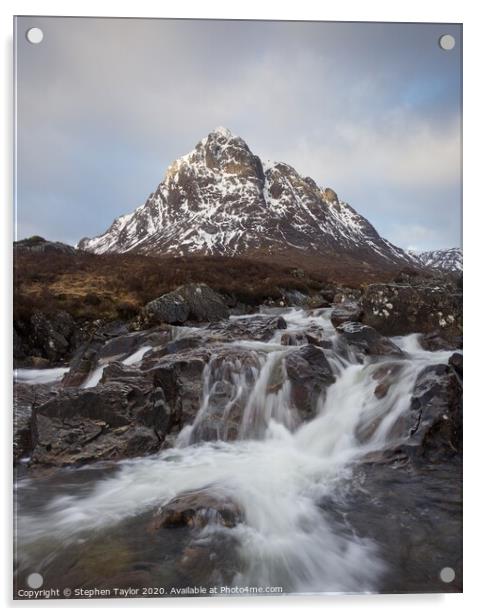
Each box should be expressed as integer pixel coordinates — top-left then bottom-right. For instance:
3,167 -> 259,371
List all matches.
15,17 -> 462,252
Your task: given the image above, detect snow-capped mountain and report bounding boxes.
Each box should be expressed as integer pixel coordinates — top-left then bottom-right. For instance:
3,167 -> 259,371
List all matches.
78,127 -> 416,270
414,248 -> 462,273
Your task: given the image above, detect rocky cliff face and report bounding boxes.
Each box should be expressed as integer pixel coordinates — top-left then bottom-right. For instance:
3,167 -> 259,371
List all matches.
78,127 -> 417,271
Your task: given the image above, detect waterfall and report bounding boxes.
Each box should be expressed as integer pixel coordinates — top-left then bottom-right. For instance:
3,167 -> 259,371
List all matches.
14,308 -> 458,593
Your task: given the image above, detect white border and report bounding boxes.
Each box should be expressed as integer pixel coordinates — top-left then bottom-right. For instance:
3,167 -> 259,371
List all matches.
1,1 -> 480,614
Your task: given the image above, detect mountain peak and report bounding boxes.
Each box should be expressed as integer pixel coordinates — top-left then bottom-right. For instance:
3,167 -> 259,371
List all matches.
78,129 -> 417,272
211,126 -> 234,139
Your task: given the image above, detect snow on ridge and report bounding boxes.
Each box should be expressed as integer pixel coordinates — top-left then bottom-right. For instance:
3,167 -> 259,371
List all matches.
415,247 -> 462,272
78,128 -> 416,267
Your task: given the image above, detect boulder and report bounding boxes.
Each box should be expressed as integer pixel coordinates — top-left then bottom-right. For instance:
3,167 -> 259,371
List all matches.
143,292 -> 190,325
207,315 -> 287,342
420,331 -> 459,352
176,283 -> 229,322
449,352 -> 463,379
361,280 -> 462,342
386,363 -> 462,462
148,488 -> 243,587
149,489 -> 244,531
280,324 -> 327,348
14,312 -> 114,366
336,322 -> 403,357
145,349 -> 211,428
28,311 -> 75,362
143,283 -> 229,325
30,377 -> 173,466
330,301 -> 363,328
285,345 -> 336,420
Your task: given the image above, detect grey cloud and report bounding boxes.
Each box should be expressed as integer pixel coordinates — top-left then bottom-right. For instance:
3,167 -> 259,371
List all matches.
15,17 -> 462,250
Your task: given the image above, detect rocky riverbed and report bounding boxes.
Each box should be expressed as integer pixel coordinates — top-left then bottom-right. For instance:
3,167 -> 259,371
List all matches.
13,280 -> 462,596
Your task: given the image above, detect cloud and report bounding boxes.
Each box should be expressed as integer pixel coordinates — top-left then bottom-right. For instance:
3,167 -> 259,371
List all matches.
15,17 -> 462,251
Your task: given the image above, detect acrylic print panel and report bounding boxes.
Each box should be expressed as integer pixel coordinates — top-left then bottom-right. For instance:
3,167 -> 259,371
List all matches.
13,16 -> 462,599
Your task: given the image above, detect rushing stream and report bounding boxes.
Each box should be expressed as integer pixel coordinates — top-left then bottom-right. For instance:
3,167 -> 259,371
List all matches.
14,308 -> 459,594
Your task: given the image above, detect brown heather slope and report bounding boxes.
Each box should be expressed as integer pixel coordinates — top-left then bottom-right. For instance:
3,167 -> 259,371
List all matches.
13,246 -> 404,323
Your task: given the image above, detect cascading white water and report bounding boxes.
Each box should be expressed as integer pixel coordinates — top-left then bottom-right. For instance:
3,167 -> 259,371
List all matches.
15,309 -> 458,593
14,367 -> 69,385
81,345 -> 153,388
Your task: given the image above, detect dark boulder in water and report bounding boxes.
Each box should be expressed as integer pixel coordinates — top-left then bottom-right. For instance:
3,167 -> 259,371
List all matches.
420,331 -> 459,352
330,301 -> 363,328
150,489 -> 244,530
404,363 -> 462,461
336,321 -> 403,358
285,345 -> 336,420
365,362 -> 462,464
207,314 -> 287,342
448,352 -> 463,379
30,376 -> 173,466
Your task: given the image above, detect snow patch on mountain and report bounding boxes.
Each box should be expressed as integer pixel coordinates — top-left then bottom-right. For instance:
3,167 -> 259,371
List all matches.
78,127 -> 418,269
412,248 -> 462,273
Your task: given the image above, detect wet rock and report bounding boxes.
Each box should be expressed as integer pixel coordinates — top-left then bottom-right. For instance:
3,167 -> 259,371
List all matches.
449,352 -> 463,379
148,488 -> 244,584
330,301 -> 363,328
63,327 -> 168,387
280,324 -> 326,348
361,280 -> 462,343
338,460 -> 462,593
99,330 -> 168,362
207,315 -> 287,342
388,363 -> 462,461
285,345 -> 336,420
62,340 -> 104,387
148,489 -> 243,588
146,350 -> 210,427
13,409 -> 32,463
150,490 -> 244,530
420,331 -> 459,352
14,381 -> 60,408
164,336 -> 203,355
372,364 -> 404,400
336,322 -> 403,357
188,349 -> 262,442
281,331 -> 306,346
30,378 -> 173,466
